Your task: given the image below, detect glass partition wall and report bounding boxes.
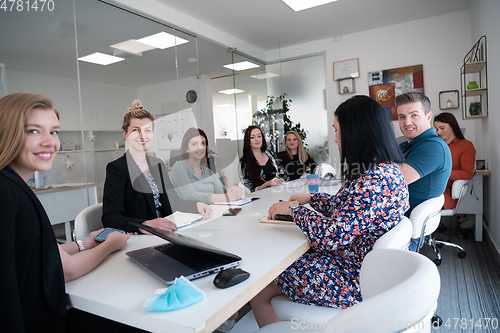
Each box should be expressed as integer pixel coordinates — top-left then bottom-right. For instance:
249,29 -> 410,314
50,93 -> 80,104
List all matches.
0,0 -> 203,242
211,39 -> 285,186
211,43 -> 328,187
0,0 -> 327,242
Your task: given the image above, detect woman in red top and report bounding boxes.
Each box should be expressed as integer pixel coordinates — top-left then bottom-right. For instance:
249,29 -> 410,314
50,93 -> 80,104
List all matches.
434,112 -> 476,209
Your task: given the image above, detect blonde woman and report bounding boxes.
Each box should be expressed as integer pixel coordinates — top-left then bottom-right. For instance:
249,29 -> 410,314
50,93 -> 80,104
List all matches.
0,93 -> 131,331
277,131 -> 317,181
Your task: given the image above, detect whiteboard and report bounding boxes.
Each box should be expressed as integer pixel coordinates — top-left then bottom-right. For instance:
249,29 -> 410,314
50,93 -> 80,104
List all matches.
156,109 -> 198,150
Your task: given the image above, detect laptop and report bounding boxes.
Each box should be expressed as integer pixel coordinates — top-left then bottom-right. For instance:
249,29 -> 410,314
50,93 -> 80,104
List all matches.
126,222 -> 242,284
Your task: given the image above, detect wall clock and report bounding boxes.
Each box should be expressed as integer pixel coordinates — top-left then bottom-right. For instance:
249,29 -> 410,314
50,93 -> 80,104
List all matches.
186,90 -> 197,103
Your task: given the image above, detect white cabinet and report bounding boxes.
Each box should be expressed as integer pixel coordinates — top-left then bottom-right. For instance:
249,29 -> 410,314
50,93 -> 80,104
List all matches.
35,184 -> 98,242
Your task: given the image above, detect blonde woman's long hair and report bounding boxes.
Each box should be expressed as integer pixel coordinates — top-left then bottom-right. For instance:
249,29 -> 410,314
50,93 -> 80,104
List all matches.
0,93 -> 57,170
285,131 -> 308,164
122,99 -> 155,133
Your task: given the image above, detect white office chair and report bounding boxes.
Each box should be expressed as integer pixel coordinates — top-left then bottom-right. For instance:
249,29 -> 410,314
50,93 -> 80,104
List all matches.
409,195 -> 466,266
435,180 -> 469,256
255,249 -> 440,333
73,203 -> 103,240
372,216 -> 412,251
441,180 -> 469,218
263,218 -> 413,325
409,195 -> 444,266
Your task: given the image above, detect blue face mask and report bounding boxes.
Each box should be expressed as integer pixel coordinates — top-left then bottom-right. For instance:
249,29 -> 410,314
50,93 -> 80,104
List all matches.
143,276 -> 206,312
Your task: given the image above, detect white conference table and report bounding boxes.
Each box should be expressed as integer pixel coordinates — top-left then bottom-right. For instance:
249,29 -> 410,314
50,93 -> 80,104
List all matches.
251,179 -> 341,197
65,186 -> 315,332
65,181 -> 342,332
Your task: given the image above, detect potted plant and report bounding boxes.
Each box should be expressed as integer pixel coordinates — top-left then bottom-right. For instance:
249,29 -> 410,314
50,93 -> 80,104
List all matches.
252,93 -> 308,153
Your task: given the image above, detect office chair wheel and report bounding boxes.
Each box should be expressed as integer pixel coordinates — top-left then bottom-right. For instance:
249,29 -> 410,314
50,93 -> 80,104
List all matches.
458,251 -> 467,259
433,258 -> 442,266
432,315 -> 443,327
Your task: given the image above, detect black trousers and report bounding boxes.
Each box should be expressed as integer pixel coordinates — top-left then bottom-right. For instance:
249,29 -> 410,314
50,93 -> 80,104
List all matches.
66,308 -> 149,333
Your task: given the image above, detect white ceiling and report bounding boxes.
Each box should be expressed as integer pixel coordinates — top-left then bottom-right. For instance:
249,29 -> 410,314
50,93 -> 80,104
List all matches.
0,0 -> 472,88
155,0 -> 471,49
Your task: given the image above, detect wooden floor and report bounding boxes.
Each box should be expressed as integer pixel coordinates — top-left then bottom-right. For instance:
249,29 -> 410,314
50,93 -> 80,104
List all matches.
421,218 -> 500,333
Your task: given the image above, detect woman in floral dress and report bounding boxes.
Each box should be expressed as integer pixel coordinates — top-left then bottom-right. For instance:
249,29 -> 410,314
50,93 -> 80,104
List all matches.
251,95 -> 409,328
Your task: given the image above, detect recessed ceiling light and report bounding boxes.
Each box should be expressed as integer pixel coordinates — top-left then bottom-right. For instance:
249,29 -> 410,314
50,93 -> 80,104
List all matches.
282,0 -> 338,12
250,72 -> 280,79
219,89 -> 245,95
78,52 -> 125,65
110,39 -> 157,54
137,32 -> 189,50
223,61 -> 260,71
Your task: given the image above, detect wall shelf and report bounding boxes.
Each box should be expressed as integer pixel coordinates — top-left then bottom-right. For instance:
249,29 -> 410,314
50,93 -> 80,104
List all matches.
439,90 -> 459,110
461,36 -> 488,120
462,61 -> 486,74
463,87 -> 487,97
336,77 -> 355,94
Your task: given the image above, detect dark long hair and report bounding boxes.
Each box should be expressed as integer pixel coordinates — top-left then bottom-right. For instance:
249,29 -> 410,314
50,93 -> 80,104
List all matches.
434,112 -> 465,140
240,125 -> 267,186
335,95 -> 403,181
179,127 -> 210,168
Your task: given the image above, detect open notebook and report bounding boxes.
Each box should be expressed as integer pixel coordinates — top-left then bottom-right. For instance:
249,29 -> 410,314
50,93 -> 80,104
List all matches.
165,211 -> 203,228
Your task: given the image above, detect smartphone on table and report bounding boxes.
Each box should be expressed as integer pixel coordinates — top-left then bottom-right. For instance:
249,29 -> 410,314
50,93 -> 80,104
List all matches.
274,214 -> 293,221
223,208 -> 242,216
94,227 -> 126,242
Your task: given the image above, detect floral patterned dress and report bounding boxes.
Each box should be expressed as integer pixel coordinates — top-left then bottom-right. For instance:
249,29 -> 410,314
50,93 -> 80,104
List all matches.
275,162 -> 409,308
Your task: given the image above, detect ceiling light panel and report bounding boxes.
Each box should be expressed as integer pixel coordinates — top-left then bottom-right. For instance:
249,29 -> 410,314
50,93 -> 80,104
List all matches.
110,39 -> 157,54
78,52 -> 125,66
219,89 -> 245,95
137,32 -> 189,50
223,61 -> 260,71
250,72 -> 280,79
282,0 -> 338,12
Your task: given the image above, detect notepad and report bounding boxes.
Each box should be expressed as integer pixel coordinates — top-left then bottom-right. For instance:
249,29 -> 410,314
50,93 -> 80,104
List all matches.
214,198 -> 254,206
165,211 -> 203,228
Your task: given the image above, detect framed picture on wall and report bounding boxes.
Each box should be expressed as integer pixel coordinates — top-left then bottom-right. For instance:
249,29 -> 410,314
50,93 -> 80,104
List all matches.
333,58 -> 359,80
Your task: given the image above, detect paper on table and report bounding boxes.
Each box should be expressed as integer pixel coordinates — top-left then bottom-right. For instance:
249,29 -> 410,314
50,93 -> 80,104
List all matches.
274,181 -> 306,188
213,198 -> 253,206
164,211 -> 203,228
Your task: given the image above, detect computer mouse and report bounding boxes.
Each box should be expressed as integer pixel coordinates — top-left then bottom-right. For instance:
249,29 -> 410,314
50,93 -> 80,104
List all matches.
213,268 -> 250,289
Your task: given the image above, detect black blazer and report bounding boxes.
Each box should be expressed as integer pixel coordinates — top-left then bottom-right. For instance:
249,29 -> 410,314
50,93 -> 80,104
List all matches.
0,166 -> 66,332
276,151 -> 317,181
102,152 -> 198,233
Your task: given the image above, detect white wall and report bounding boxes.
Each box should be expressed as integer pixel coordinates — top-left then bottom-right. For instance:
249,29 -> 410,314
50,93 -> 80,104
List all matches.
6,68 -> 136,131
137,75 -> 215,163
280,10 -> 475,175
470,0 -> 500,254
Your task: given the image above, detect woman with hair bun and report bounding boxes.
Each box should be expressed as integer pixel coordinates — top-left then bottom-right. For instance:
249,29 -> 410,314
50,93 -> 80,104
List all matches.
102,100 -> 212,234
